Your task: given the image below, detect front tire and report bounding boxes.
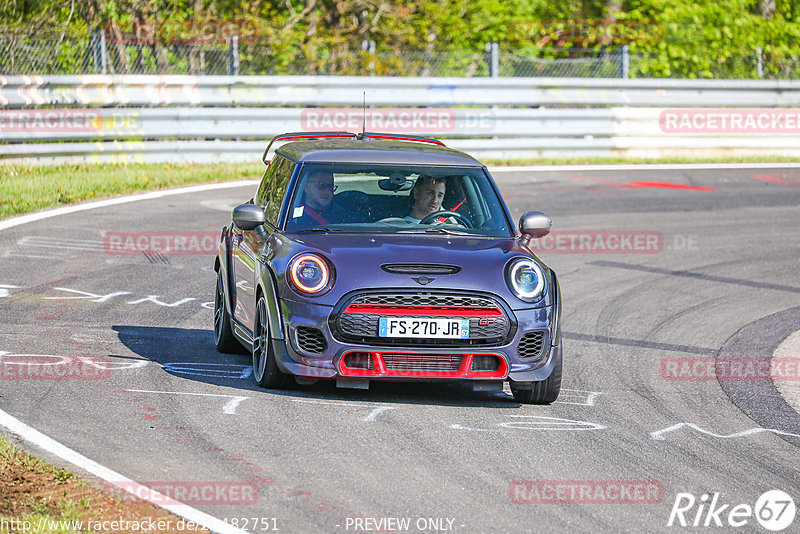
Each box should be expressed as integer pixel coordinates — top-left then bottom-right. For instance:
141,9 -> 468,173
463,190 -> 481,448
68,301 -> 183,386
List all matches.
252,295 -> 292,389
213,270 -> 239,353
510,347 -> 562,404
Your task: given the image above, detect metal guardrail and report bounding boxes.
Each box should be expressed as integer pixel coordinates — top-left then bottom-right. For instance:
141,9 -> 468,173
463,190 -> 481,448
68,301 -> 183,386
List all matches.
5,134 -> 800,166
2,75 -> 800,164
3,75 -> 800,108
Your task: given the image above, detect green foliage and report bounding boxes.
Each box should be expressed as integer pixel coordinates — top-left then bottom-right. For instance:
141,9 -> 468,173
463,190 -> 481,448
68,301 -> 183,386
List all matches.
0,0 -> 798,78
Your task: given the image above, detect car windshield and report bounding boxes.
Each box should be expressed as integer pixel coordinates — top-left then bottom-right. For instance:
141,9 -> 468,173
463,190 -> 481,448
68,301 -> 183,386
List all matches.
284,164 -> 512,237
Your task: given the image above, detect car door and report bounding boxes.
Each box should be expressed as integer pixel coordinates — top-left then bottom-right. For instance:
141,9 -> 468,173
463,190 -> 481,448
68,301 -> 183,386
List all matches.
231,156 -> 295,333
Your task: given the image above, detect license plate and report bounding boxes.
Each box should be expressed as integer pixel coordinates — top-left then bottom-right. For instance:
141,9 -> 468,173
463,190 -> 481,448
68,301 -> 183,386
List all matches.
378,317 -> 469,339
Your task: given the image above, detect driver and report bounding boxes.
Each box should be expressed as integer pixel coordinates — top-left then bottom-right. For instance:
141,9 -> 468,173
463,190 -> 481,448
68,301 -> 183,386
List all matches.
404,175 -> 446,223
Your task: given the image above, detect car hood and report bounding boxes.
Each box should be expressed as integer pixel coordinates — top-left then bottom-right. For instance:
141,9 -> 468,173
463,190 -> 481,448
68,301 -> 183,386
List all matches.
273,233 -> 551,310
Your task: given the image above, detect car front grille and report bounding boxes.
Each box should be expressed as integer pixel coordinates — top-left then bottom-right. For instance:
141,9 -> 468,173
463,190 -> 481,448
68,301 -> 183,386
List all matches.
517,331 -> 547,359
334,291 -> 513,347
350,293 -> 497,308
383,353 -> 463,372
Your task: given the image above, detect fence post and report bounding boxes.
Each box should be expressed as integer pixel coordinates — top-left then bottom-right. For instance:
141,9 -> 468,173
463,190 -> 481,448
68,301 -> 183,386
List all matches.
92,29 -> 108,74
486,42 -> 499,77
227,35 -> 239,76
619,45 -> 630,78
755,47 -> 764,78
362,40 -> 376,76
100,29 -> 107,74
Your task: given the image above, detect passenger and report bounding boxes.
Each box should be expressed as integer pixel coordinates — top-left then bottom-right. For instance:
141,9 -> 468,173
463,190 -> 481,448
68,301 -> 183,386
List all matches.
404,175 -> 446,223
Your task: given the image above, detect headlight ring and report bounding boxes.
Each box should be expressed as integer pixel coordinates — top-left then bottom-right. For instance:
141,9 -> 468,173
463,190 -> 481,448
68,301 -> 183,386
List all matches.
506,258 -> 545,301
288,253 -> 333,295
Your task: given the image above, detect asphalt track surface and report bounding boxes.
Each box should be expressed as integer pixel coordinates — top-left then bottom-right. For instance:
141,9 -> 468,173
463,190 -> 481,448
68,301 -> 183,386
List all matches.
1,166 -> 799,533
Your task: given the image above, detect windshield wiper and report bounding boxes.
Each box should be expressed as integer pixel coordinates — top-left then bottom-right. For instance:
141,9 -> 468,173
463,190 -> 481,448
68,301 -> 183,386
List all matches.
294,227 -> 342,233
399,227 -> 472,235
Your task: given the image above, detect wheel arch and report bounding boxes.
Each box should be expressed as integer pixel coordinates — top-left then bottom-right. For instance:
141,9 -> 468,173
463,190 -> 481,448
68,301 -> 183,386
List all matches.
257,262 -> 286,340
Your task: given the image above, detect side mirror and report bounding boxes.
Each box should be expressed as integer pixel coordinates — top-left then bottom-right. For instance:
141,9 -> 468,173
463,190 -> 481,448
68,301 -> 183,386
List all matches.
232,204 -> 266,231
519,211 -> 552,238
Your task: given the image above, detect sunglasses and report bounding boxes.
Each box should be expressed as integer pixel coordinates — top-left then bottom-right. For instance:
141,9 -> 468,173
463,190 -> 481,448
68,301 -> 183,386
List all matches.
309,181 -> 338,192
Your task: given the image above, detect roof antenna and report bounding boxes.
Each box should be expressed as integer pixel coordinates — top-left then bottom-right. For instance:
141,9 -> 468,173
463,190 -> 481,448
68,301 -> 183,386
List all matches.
361,91 -> 366,140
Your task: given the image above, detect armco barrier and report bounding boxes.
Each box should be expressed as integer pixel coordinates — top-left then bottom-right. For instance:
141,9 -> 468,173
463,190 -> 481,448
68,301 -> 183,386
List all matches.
3,75 -> 800,108
2,75 -> 800,164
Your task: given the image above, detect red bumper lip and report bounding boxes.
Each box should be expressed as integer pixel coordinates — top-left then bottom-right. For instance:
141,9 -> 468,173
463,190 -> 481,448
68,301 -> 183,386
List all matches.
337,351 -> 509,379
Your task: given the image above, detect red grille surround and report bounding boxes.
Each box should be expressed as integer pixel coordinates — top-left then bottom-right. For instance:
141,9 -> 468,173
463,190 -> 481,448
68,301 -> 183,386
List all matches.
337,351 -> 508,379
344,304 -> 502,317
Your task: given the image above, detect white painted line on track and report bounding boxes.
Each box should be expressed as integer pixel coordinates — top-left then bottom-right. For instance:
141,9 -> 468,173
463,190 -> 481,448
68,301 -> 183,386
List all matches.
451,415 -> 606,432
650,422 -> 800,441
554,388 -> 604,407
0,284 -> 20,298
123,389 -> 249,415
0,180 -> 260,232
290,398 -> 398,422
0,407 -> 249,534
361,406 -> 397,422
290,398 -> 385,408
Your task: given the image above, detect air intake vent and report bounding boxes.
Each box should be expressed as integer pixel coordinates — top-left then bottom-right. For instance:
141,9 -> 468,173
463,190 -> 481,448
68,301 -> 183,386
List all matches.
383,353 -> 462,371
381,264 -> 461,275
471,355 -> 500,371
296,327 -> 327,354
517,331 -> 546,359
343,352 -> 374,369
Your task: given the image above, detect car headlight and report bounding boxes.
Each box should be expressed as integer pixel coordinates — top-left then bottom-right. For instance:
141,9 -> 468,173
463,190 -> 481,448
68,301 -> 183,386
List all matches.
288,253 -> 333,295
506,257 -> 545,301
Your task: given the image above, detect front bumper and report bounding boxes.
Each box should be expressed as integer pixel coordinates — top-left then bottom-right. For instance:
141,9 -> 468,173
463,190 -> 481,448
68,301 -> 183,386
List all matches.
270,297 -> 559,384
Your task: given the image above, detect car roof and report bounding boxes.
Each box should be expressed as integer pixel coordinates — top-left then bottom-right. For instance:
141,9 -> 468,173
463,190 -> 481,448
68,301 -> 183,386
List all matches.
276,138 -> 485,167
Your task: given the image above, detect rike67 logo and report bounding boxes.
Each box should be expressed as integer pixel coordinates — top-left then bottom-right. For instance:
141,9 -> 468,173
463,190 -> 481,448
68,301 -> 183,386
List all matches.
668,490 -> 796,531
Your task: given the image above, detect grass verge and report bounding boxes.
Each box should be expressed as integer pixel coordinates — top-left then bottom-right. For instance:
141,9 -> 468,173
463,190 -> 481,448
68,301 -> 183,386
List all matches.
0,434 -> 208,533
0,162 -> 262,220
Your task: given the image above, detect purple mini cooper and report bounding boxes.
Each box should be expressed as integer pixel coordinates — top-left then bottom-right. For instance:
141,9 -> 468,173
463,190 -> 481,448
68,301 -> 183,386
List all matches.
214,132 -> 562,403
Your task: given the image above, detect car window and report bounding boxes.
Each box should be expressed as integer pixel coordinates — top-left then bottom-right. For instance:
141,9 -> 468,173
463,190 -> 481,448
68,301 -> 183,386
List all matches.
256,156 -> 296,226
284,163 -> 512,237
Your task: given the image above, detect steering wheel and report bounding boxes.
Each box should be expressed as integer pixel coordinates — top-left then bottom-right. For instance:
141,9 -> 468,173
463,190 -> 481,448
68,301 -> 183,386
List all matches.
419,210 -> 473,228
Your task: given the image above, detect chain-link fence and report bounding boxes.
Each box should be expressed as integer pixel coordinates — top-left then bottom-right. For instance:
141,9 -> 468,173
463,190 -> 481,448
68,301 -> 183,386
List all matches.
2,31 -> 799,79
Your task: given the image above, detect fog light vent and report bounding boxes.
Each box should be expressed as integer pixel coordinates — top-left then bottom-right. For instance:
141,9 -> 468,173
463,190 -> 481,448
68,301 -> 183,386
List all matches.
296,327 -> 327,354
344,352 -> 374,369
471,355 -> 500,371
518,331 -> 546,359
